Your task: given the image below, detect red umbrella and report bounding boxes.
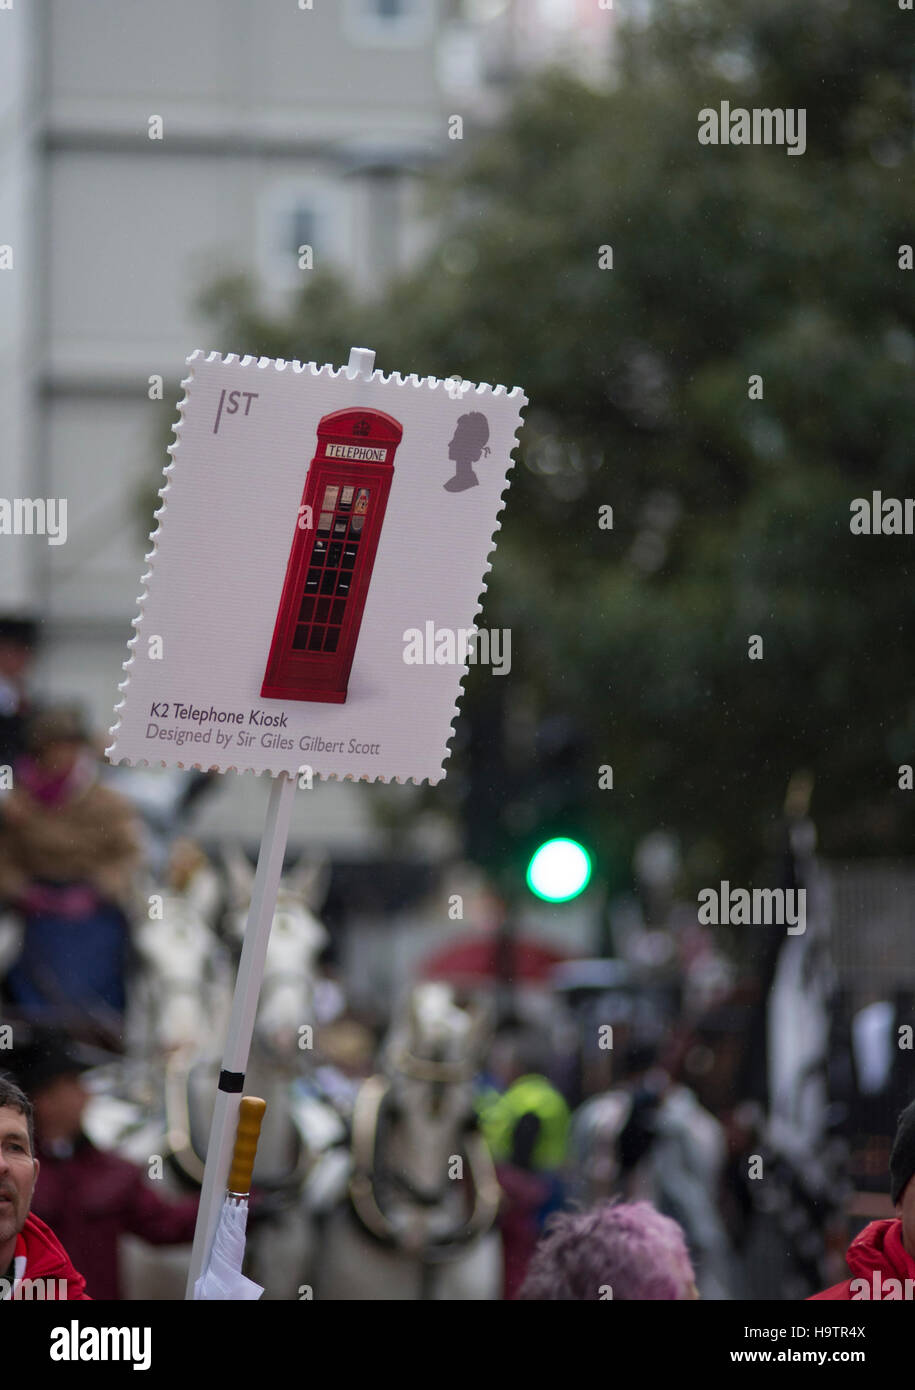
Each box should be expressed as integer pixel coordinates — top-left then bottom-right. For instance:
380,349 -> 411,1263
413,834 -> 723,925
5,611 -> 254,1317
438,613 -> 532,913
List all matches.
418,935 -> 569,985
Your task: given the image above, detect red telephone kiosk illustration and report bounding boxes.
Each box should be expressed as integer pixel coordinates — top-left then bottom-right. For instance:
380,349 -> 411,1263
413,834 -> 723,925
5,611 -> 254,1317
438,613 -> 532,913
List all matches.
261,407 -> 403,704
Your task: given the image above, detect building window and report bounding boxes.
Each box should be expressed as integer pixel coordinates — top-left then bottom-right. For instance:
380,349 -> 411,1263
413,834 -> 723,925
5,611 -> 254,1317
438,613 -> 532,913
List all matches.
342,0 -> 436,47
288,206 -> 316,264
257,181 -> 343,292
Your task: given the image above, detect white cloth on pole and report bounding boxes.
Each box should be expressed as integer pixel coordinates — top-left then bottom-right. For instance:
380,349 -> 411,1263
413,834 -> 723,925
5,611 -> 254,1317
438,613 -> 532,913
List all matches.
194,1197 -> 264,1301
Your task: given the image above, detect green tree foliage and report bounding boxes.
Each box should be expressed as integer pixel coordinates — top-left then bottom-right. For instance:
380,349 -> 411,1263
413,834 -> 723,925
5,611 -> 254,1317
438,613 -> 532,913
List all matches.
196,0 -> 915,891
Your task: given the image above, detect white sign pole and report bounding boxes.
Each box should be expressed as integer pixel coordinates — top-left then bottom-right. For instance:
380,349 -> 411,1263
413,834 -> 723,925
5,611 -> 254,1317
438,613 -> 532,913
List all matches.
185,347 -> 375,1298
185,769 -> 296,1295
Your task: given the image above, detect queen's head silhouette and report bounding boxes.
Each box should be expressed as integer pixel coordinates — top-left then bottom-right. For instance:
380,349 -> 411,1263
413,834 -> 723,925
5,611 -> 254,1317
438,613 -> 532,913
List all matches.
444,412 -> 491,492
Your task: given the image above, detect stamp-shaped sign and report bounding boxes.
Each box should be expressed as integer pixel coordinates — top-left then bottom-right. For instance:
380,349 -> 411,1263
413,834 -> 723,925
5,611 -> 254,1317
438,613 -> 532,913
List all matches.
107,349 -> 527,783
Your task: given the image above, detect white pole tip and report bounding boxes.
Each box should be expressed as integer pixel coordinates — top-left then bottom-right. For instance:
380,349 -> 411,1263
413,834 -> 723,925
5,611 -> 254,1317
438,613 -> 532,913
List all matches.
346,347 -> 375,379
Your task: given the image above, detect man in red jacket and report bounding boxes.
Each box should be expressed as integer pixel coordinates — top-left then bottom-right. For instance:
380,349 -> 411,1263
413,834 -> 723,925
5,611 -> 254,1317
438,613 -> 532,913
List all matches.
13,1031 -> 198,1300
0,1073 -> 89,1299
811,1096 -> 915,1300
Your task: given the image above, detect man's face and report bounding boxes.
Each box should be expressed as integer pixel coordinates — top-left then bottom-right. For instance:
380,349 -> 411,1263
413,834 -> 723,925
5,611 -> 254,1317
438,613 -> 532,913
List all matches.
896,1173 -> 915,1257
0,1106 -> 39,1248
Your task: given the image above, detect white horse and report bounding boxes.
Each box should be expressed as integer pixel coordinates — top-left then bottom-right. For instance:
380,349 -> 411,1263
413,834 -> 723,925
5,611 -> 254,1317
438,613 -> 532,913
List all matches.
310,982 -> 503,1300
128,844 -> 232,1061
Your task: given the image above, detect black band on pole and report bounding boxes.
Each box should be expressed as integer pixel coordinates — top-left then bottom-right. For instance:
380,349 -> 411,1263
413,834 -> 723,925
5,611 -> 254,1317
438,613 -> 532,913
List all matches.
218,1070 -> 245,1093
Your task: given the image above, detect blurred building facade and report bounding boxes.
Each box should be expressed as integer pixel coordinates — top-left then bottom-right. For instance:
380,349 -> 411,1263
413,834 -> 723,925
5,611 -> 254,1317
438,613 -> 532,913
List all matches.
0,0 -> 614,845
440,0 -> 616,111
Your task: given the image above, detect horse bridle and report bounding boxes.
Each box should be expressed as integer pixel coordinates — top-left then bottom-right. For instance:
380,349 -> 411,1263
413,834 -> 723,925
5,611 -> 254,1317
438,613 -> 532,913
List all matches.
163,1050 -> 312,1193
257,965 -> 314,1002
163,1049 -> 207,1185
387,1046 -> 479,1086
348,1073 -> 501,1260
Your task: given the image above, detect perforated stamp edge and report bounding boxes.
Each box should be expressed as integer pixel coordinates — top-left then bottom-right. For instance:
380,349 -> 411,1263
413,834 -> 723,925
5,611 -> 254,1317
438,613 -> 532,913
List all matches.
106,349 -> 527,785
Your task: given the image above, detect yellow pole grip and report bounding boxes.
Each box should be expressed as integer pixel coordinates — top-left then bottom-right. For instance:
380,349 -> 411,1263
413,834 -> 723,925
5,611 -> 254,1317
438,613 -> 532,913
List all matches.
227,1096 -> 267,1196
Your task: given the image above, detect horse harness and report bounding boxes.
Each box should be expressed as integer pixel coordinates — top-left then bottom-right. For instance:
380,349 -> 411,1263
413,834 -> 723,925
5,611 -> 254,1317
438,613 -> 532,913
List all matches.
347,1058 -> 501,1277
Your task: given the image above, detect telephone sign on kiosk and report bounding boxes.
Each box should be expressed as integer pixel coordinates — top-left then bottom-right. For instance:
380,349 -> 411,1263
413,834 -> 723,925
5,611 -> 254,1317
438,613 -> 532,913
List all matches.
261,407 -> 403,704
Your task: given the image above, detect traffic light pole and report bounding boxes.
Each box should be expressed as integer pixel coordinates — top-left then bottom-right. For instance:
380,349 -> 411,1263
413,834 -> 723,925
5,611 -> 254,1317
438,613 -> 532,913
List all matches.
494,910 -> 518,1027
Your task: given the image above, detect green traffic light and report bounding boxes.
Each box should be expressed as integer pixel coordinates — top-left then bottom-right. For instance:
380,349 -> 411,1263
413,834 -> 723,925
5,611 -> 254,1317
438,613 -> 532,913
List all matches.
526,838 -> 592,902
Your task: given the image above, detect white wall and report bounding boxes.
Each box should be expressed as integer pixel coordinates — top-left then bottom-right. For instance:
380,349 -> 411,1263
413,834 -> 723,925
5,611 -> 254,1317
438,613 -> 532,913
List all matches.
0,0 -> 39,612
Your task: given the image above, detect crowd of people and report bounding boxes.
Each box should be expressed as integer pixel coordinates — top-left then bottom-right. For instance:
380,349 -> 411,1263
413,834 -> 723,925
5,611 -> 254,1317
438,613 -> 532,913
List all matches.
1,616 -> 914,1301
4,1041 -> 915,1301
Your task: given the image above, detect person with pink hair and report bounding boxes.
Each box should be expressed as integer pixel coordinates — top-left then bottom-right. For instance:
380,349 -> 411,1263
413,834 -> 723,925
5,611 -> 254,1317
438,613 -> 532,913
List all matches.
518,1200 -> 700,1300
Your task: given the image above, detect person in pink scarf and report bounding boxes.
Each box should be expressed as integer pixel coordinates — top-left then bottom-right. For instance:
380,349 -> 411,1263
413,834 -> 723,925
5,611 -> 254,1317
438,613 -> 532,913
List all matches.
0,707 -> 141,1035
